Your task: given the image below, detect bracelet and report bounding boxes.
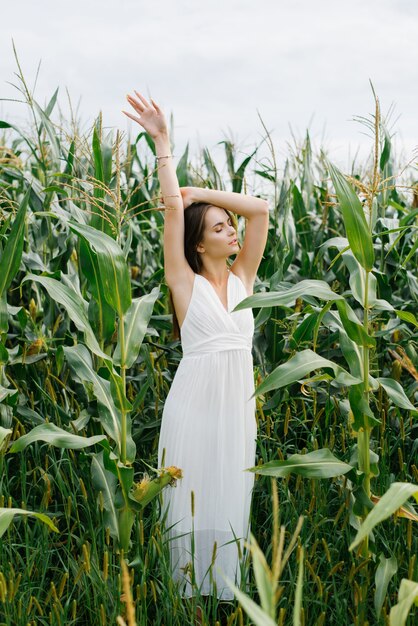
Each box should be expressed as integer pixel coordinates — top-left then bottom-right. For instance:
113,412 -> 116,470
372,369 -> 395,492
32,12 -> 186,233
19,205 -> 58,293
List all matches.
156,155 -> 173,160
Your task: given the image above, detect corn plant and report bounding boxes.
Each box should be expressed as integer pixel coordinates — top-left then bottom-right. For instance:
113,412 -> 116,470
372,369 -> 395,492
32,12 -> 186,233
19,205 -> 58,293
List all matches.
220,480 -> 305,626
235,87 -> 418,621
0,93 -> 181,553
1,53 -> 417,622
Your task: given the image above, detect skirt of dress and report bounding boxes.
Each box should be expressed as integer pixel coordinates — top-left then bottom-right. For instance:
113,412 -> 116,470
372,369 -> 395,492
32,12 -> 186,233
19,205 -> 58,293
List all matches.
157,348 -> 257,600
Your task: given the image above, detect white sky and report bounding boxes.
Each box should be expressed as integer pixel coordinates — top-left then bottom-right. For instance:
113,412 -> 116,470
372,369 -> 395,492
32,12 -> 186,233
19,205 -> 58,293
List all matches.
1,0 -> 417,178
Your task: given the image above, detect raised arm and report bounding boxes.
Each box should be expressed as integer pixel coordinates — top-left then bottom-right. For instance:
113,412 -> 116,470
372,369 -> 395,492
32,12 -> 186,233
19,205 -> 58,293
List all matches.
123,91 -> 190,286
181,186 -> 269,288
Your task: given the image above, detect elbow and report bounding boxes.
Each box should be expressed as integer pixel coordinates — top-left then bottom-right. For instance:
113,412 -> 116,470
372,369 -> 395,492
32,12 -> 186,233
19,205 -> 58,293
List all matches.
261,199 -> 269,214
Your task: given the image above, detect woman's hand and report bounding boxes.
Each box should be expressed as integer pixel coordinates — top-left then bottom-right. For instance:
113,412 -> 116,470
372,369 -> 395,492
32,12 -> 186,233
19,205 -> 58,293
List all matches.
179,187 -> 196,209
122,90 -> 168,139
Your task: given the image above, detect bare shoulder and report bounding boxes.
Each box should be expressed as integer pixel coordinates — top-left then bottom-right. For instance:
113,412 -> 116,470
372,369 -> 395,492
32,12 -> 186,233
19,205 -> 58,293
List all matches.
229,264 -> 254,297
165,268 -> 196,330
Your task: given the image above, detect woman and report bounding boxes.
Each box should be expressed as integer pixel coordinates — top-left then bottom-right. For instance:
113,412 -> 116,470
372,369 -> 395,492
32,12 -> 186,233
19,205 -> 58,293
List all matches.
123,91 -> 269,615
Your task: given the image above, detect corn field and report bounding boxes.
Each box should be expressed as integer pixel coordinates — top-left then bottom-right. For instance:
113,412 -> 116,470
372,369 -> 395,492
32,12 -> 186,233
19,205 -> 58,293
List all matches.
0,65 -> 417,626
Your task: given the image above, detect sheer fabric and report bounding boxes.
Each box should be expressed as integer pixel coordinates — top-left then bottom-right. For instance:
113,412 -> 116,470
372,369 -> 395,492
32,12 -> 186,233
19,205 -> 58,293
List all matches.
157,270 -> 257,600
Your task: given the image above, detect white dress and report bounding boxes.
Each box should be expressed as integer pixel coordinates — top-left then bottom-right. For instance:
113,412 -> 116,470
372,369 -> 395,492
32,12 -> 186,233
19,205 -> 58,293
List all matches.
157,269 -> 257,600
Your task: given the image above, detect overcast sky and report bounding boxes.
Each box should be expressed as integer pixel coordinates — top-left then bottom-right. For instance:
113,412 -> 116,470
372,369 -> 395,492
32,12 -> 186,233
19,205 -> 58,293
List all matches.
1,0 -> 417,177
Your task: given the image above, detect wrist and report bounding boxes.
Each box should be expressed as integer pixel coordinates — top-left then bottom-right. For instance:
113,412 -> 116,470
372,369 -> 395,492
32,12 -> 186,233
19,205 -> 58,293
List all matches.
153,130 -> 170,147
192,187 -> 204,203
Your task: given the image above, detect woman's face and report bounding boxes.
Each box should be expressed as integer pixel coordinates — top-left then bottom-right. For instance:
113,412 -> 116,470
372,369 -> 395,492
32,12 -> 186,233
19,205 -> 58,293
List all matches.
197,206 -> 238,259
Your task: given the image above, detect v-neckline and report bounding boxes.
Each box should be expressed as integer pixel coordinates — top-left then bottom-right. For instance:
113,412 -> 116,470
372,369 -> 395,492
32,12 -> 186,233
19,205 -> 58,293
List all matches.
197,270 -> 232,314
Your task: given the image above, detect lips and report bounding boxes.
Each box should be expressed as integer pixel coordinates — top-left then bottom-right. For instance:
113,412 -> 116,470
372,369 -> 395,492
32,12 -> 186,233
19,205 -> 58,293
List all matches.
229,239 -> 237,245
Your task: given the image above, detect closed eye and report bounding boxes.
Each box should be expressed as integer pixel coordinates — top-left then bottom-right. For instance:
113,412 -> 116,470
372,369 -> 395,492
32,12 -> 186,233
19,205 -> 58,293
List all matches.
215,218 -> 233,233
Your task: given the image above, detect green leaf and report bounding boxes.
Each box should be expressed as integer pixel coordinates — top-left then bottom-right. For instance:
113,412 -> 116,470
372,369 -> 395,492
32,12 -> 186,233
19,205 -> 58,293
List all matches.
79,236 -> 116,343
335,299 -> 376,348
113,287 -> 160,368
233,279 -> 344,313
350,482 -> 418,551
64,344 -> 135,463
389,579 -> 418,626
325,159 -> 374,271
91,451 -> 119,542
233,151 -> 257,194
9,423 -> 107,453
289,312 -> 319,350
394,310 -> 418,328
252,349 -> 361,398
400,236 -> 418,268
377,378 -> 416,412
0,286 -> 7,334
292,184 -> 312,252
349,382 -> 380,431
380,131 -> 391,171
0,508 -> 59,538
32,100 -> 61,170
339,327 -> 363,379
247,532 -> 275,618
68,221 -> 131,316
247,448 -> 353,479
0,186 -> 29,299
20,274 -> 111,363
341,251 -> 374,307
352,483 -> 375,515
375,554 -> 397,617
350,445 -> 380,477
0,427 -> 12,449
216,572 -> 277,626
293,547 -> 304,626
118,505 -> 135,552
92,125 -> 104,199
0,382 -> 18,402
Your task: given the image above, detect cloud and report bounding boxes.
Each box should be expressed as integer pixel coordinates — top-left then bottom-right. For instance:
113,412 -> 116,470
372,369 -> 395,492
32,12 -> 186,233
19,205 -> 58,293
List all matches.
1,0 -> 417,171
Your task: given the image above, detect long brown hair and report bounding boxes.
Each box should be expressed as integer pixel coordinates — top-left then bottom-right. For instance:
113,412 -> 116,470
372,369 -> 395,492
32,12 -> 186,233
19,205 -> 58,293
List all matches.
167,202 -> 239,340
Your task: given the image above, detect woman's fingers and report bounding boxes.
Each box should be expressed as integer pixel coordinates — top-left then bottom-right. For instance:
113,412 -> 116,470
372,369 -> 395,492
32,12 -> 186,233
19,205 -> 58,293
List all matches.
126,94 -> 144,113
134,90 -> 150,108
127,91 -> 162,117
122,110 -> 142,124
150,97 -> 161,113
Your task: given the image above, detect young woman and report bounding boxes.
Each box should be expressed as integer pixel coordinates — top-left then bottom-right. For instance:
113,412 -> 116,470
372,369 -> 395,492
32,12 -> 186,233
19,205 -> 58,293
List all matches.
123,91 -> 269,616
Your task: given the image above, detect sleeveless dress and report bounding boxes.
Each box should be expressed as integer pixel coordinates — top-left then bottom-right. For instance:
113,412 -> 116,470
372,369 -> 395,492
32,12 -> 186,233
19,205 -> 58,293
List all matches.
157,269 -> 257,600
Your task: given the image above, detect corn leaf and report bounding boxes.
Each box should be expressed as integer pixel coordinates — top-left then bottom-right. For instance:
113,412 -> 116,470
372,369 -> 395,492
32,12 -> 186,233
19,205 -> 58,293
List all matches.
247,532 -> 275,618
377,378 -> 416,411
0,508 -> 58,538
293,547 -> 304,626
113,287 -> 160,368
9,423 -> 107,453
247,448 -> 353,479
233,279 -> 344,313
20,274 -> 111,363
64,344 -> 135,463
216,572 -> 277,626
350,482 -> 418,551
335,299 -> 376,348
375,554 -> 397,617
91,451 -> 119,542
68,221 -> 131,316
389,579 -> 418,626
0,185 -> 29,299
326,159 -> 374,271
252,349 -> 361,398
0,427 -> 12,449
78,236 -> 116,343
